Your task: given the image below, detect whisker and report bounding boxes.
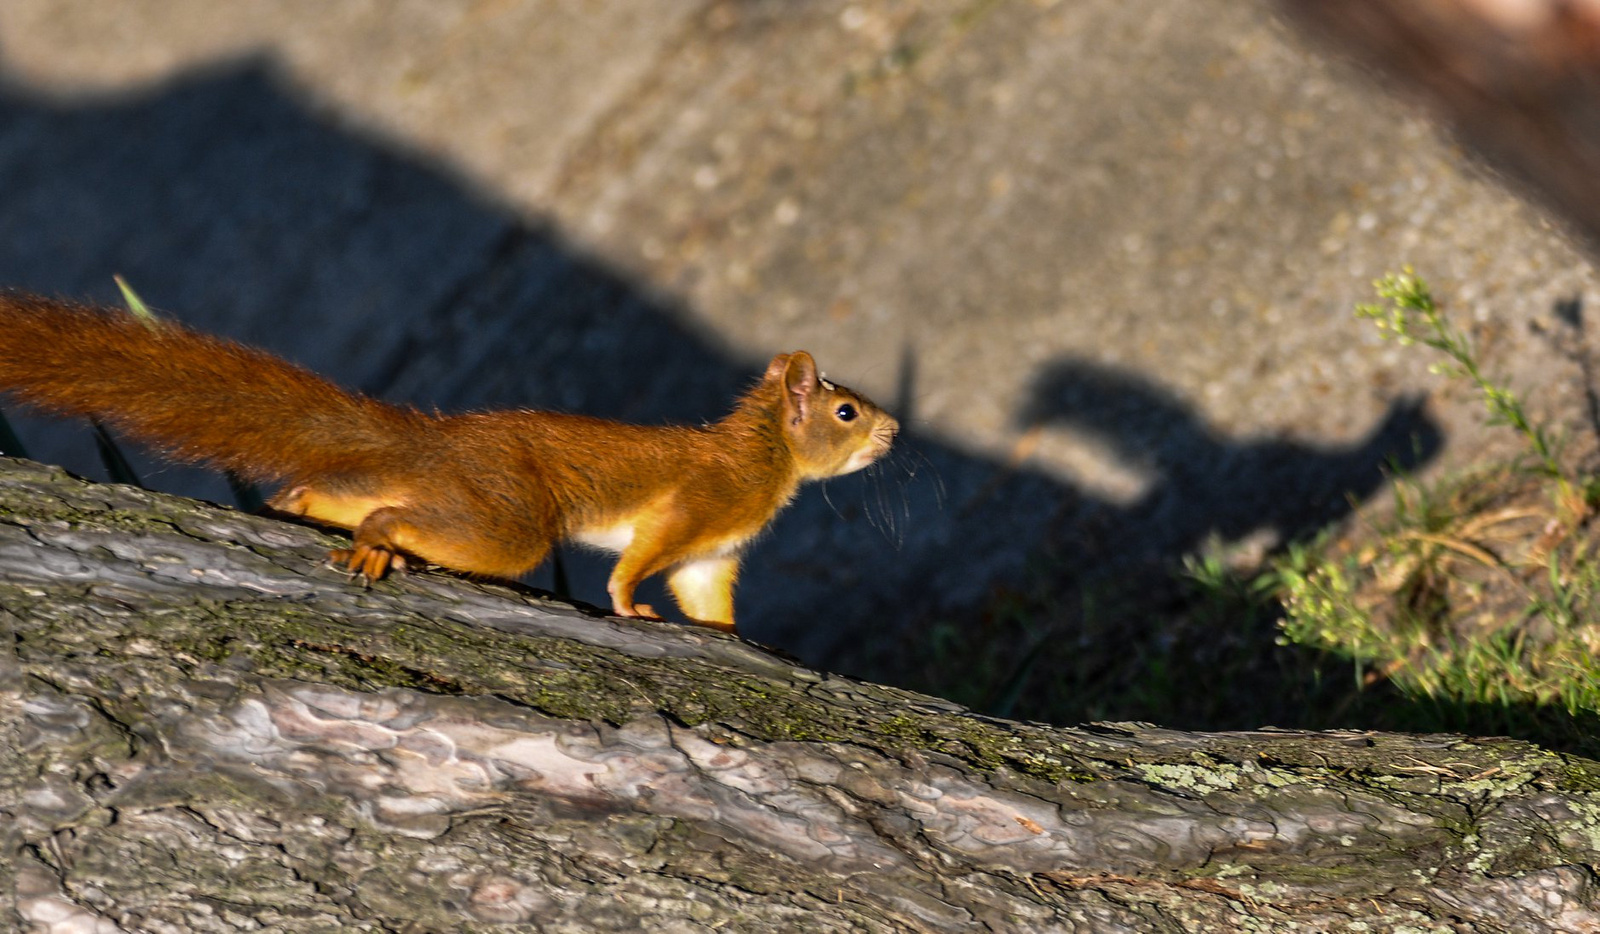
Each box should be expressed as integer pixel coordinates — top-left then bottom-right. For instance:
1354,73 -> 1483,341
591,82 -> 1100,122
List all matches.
820,480 -> 844,521
866,467 -> 890,535
856,444 -> 933,550
892,440 -> 946,508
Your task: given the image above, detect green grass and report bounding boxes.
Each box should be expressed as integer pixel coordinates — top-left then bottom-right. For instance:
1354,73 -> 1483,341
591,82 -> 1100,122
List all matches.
1274,459 -> 1600,748
1273,271 -> 1600,753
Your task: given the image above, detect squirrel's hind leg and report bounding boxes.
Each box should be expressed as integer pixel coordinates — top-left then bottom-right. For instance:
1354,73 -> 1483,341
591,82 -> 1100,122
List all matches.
339,504 -> 553,582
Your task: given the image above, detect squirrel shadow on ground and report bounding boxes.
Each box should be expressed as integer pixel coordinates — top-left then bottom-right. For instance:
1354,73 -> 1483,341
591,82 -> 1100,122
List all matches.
0,50 -> 1486,738
1016,358 -> 1443,561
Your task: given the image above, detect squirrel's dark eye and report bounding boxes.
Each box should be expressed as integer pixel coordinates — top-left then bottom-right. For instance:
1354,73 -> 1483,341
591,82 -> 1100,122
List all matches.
835,403 -> 858,422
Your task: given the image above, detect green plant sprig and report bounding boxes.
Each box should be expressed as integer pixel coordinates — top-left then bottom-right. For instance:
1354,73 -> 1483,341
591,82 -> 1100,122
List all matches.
1357,268 -> 1569,500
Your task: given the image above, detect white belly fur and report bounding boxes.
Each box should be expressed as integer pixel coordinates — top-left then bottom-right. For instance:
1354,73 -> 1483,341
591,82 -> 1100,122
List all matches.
568,519 -> 752,561
570,521 -> 636,553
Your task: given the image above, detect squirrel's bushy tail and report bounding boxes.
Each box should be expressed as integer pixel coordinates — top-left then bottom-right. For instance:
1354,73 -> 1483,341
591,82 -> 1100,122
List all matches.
0,292 -> 426,483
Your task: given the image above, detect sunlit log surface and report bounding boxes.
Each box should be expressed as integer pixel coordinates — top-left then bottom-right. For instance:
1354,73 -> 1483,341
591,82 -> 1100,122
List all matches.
6,455 -> 1600,931
1283,0 -> 1600,247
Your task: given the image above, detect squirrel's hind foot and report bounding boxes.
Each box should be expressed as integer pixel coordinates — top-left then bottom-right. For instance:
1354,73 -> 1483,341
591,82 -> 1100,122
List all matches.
328,544 -> 408,584
616,602 -> 663,621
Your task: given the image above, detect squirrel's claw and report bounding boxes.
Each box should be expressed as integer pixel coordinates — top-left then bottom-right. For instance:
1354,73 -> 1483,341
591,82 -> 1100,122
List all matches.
329,545 -> 407,584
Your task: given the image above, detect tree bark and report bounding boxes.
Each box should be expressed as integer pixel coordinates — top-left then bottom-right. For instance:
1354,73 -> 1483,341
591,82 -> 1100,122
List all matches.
4,455 -> 1600,932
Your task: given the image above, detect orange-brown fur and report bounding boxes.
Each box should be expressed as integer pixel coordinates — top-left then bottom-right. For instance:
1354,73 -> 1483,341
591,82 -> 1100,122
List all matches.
0,292 -> 898,631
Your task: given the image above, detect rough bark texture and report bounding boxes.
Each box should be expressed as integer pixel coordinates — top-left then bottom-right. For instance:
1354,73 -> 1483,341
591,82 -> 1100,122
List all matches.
5,455 -> 1600,933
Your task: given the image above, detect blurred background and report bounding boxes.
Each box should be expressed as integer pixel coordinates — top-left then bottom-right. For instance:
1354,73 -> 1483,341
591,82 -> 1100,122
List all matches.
5,0 -> 1600,736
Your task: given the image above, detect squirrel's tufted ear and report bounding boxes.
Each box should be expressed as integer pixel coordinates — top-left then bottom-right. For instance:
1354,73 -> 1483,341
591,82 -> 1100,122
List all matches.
781,351 -> 818,424
762,353 -> 792,383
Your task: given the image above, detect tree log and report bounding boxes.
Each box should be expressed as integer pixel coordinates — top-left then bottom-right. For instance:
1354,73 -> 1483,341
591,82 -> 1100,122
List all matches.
5,455 -> 1600,932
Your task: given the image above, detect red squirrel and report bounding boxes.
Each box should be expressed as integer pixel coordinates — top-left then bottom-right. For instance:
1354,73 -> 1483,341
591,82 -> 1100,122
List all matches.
0,293 -> 898,632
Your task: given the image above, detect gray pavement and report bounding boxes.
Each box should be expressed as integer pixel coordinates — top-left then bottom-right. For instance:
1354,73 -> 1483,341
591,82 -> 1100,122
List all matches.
1,0 -> 1594,672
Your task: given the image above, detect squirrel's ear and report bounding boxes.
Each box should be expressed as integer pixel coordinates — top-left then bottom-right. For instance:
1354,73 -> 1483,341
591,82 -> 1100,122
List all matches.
763,353 -> 792,383
782,351 -> 819,424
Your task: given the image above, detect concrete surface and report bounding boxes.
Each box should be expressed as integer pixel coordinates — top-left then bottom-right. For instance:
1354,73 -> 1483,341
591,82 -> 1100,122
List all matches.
1,0 -> 1595,677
